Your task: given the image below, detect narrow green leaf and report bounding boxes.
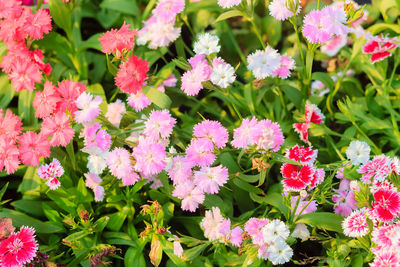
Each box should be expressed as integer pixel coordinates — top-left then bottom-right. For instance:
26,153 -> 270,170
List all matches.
143,86 -> 172,109
49,0 -> 72,36
296,212 -> 344,233
311,72 -> 334,92
215,10 -> 242,22
0,75 -> 15,108
101,0 -> 140,16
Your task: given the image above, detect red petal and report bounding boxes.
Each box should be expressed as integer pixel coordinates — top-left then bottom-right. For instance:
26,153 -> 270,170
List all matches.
371,51 -> 391,63
282,178 -> 307,191
281,163 -> 299,179
362,40 -> 379,54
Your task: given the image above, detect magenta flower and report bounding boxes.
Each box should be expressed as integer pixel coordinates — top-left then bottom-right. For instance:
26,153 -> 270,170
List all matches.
193,120 -> 228,149
133,139 -> 166,176
230,226 -> 243,247
185,139 -> 216,167
302,9 -> 332,44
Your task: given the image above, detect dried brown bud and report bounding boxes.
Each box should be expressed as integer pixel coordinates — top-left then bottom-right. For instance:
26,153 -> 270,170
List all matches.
80,210 -> 90,222
251,158 -> 270,172
152,200 -> 162,214
0,217 -> 14,241
139,225 -> 152,239
140,204 -> 151,215
241,232 -> 251,241
89,246 -> 117,267
156,227 -> 167,235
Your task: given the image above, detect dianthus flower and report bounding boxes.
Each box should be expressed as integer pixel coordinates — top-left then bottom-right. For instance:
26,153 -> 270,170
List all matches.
172,181 -> 205,212
332,189 -> 357,216
41,112 -> 75,147
0,226 -> 37,267
200,207 -> 230,241
193,120 -> 228,149
362,35 -> 398,64
37,158 -> 64,189
18,131 -> 50,167
74,92 -> 103,124
105,99 -> 126,127
370,251 -> 399,267
167,156 -> 193,185
230,226 -> 243,247
133,139 -> 166,176
267,238 -> 293,265
217,0 -> 241,8
269,0 -> 300,21
0,109 -> 22,141
185,139 -> 216,167
137,16 -> 181,49
320,35 -> 348,57
346,140 -> 370,166
372,187 -> 400,223
23,8 -> 52,40
0,138 -> 20,174
244,217 -> 269,246
181,54 -> 212,96
193,33 -> 220,55
115,55 -> 149,94
152,0 -> 185,22
302,9 -> 332,44
33,81 -> 60,118
194,165 -> 228,194
82,123 -> 111,154
8,58 -> 41,92
358,155 -> 391,184
321,5 -> 350,36
247,47 -> 281,79
305,103 -> 325,124
249,119 -> 284,152
144,109 -> 176,140
85,173 -> 105,201
107,148 -> 132,180
342,209 -> 369,237
231,117 -> 259,149
281,164 -> 315,191
210,61 -> 236,88
55,80 -> 87,115
127,91 -> 151,112
372,224 -> 397,248
285,145 -> 318,165
262,219 -> 290,243
99,22 -> 137,56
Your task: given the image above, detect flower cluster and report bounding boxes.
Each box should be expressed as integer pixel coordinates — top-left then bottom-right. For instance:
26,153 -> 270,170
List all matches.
99,22 -> 137,58
200,208 -> 294,265
0,0 -> 52,92
247,46 -> 295,79
37,158 -> 64,189
169,120 -> 229,211
137,0 -> 184,49
181,34 -> 236,95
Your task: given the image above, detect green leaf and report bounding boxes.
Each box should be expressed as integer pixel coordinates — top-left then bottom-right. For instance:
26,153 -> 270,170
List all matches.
215,10 -> 243,22
157,62 -> 176,82
18,90 -> 36,126
106,208 -> 128,231
105,232 -> 137,247
0,208 -> 64,234
0,75 -> 15,108
17,166 -> 41,195
368,23 -> 400,34
262,193 -> 290,219
106,53 -> 119,76
79,33 -> 102,52
233,178 -> 264,195
143,86 -> 172,109
185,243 -> 209,260
49,0 -> 72,36
296,212 -> 344,233
125,247 -> 146,267
101,0 -> 139,16
35,32 -> 71,54
12,200 -> 45,217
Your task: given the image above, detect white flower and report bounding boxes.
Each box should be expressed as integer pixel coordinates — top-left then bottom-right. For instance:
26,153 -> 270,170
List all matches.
137,19 -> 181,49
350,180 -> 360,192
210,63 -> 236,88
87,152 -> 108,174
267,238 -> 293,265
218,0 -> 241,8
193,33 -> 220,55
247,47 -> 281,79
269,0 -> 300,21
346,140 -> 370,165
262,219 -> 290,243
105,99 -> 126,127
173,240 -> 183,257
291,223 -> 310,240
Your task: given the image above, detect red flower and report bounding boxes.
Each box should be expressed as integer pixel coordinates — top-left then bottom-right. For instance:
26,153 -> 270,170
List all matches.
0,226 -> 38,267
362,36 -> 397,64
305,103 -> 324,124
281,163 -> 315,191
285,145 -> 318,165
293,123 -> 310,145
115,55 -> 149,94
372,187 -> 400,223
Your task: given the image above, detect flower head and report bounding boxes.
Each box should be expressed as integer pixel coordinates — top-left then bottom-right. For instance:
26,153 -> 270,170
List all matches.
115,55 -> 149,94
342,209 -> 369,237
193,33 -> 220,55
247,47 -> 281,79
346,140 -> 370,166
99,22 -> 137,56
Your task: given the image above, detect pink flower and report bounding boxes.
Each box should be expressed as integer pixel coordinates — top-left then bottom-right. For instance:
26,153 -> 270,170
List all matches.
230,226 -> 243,247
55,80 -> 87,115
37,158 -> 64,180
308,167 -> 325,189
137,16 -> 181,49
372,224 -> 397,248
249,119 -> 284,152
41,112 -> 75,147
358,155 -> 391,184
293,123 -> 310,145
168,156 -> 193,185
133,139 -> 166,176
180,55 -> 211,96
244,217 -> 269,246
115,55 -> 149,94
0,1 -> 22,19
105,99 -> 126,127
127,92 -> 151,112
332,190 -> 357,216
193,120 -> 228,149
321,35 -> 347,57
305,103 -> 324,124
99,22 -> 137,56
31,49 -> 52,75
302,9 -> 332,44
200,207 -> 229,241
74,92 -> 103,124
320,5 -> 350,36
281,164 -> 315,192
342,209 -> 369,237
84,173 -> 105,201
0,226 -> 37,267
82,123 -> 111,154
194,165 -> 228,194
23,9 -> 52,40
46,177 -> 61,190
152,0 -> 185,22
18,131 -> 50,166
107,148 -> 132,180
8,58 -> 41,92
173,240 -> 183,258
285,145 -> 318,165
291,195 -> 317,217
185,139 -> 216,167
269,0 -> 300,20
0,109 -> 22,141
362,36 -> 397,64
370,251 -> 399,267
372,187 -> 400,223
33,81 -> 60,119
231,117 -> 259,149
173,181 -> 204,212
272,55 -> 295,79
0,138 -> 20,174
144,109 -> 176,140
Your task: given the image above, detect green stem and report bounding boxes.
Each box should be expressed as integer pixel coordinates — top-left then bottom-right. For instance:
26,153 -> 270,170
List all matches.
293,194 -> 315,223
249,18 -> 266,49
223,20 -> 246,63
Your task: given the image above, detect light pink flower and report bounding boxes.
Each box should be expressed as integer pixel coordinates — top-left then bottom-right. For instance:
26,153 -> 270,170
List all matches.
200,207 -> 229,241
218,0 -> 241,8
168,156 -> 193,185
193,120 -> 228,149
321,35 -> 347,56
230,226 -> 243,247
127,91 -> 151,112
144,109 -> 176,140
74,92 -> 103,124
107,148 -> 132,180
358,155 -> 391,184
105,99 -> 126,127
249,119 -> 284,152
173,181 -> 204,212
152,0 -> 185,22
272,55 -> 295,79
231,117 -> 258,149
332,189 -> 357,216
133,139 -> 166,176
194,165 -> 229,194
185,139 -> 216,167
302,9 -> 332,44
